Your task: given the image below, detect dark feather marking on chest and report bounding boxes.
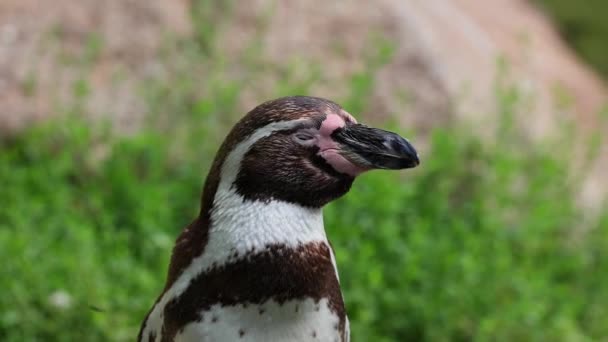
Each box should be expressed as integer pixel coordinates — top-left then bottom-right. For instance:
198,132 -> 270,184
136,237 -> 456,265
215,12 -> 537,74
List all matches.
161,242 -> 346,341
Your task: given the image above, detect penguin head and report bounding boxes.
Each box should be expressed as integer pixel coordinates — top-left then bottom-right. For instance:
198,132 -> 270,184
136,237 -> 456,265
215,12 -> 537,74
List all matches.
205,96 -> 420,209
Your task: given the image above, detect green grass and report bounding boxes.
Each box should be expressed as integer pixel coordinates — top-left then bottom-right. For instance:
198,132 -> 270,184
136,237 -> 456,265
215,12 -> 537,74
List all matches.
1,2 -> 608,341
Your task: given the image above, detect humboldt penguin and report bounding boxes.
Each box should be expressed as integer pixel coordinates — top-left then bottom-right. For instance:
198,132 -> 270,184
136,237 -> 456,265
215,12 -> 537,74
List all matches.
139,96 -> 419,342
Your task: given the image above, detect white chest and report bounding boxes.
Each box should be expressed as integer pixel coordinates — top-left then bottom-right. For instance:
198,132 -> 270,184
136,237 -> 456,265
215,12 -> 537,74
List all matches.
175,298 -> 345,342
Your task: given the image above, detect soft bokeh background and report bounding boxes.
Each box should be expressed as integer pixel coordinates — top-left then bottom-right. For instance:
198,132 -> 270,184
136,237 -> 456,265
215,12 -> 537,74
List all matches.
1,1 -> 607,341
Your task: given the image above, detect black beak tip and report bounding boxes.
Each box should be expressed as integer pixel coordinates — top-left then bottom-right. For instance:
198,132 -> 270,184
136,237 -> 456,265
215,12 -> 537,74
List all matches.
389,137 -> 420,169
397,154 -> 420,169
408,154 -> 421,168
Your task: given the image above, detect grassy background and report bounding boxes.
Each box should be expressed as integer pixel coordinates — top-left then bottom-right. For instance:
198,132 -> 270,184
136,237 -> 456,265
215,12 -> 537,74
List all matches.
1,2 -> 608,341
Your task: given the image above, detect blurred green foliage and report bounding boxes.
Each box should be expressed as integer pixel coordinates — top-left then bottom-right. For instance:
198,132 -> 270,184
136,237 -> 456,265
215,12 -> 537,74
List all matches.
536,0 -> 608,78
1,2 -> 608,341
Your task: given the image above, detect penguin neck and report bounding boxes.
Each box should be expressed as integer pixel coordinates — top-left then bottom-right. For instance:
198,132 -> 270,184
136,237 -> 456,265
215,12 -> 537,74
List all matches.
162,187 -> 329,301
207,186 -> 327,255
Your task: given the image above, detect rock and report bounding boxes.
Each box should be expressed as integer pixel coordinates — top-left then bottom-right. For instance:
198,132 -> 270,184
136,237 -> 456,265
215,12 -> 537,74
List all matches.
0,0 -> 191,133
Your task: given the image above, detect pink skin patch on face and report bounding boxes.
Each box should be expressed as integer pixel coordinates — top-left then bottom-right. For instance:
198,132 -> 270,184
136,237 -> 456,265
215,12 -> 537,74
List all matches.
317,113 -> 369,177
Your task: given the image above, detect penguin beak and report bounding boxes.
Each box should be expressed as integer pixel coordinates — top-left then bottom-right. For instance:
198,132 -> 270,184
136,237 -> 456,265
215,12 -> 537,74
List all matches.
331,124 -> 420,170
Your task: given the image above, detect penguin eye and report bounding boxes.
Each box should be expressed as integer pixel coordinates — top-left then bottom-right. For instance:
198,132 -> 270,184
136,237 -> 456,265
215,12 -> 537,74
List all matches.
293,131 -> 316,145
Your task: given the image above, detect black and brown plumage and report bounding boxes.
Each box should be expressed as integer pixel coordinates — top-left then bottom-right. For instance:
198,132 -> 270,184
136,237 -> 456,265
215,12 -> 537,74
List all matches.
138,96 -> 419,342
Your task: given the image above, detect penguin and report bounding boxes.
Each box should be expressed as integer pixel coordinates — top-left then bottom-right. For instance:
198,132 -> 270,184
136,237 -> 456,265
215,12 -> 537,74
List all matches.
138,96 -> 419,342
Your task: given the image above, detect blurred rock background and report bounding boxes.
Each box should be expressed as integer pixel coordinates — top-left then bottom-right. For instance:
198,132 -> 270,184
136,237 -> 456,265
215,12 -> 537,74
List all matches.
2,0 -> 607,129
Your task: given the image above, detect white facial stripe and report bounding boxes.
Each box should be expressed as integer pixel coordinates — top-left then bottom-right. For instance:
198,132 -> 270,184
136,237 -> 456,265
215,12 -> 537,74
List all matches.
340,109 -> 357,124
217,119 -> 309,194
